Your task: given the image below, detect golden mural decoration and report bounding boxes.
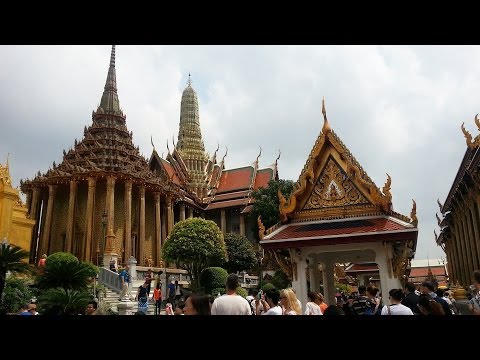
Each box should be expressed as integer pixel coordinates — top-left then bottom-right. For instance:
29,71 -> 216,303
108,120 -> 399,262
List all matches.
304,158 -> 370,209
391,239 -> 415,278
0,161 -> 12,186
268,249 -> 294,281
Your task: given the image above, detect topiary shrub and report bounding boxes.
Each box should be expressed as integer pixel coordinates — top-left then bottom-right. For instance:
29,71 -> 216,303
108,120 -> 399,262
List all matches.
200,267 -> 228,294
261,282 -> 276,293
45,252 -> 79,268
236,286 -> 247,298
210,287 -> 226,297
223,233 -> 258,273
1,277 -> 37,314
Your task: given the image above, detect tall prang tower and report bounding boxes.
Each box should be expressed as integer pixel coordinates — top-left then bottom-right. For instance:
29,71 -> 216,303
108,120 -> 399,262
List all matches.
176,75 -> 209,199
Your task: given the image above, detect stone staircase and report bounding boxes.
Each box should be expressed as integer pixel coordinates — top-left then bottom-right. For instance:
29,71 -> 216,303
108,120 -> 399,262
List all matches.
102,280 -> 164,315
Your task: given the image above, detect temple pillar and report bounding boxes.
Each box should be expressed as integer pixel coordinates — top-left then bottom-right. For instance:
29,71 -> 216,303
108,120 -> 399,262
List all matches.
166,195 -> 173,236
180,203 -> 186,221
465,200 -> 480,270
220,209 -> 226,234
106,176 -> 115,236
188,207 -> 194,219
161,201 -> 166,244
459,210 -> 473,284
239,214 -> 245,236
40,184 -> 56,257
139,186 -> 145,265
451,221 -> 465,286
29,187 -> 41,262
321,260 -> 336,307
452,209 -> 466,285
124,180 -> 132,263
308,256 -> 321,293
65,180 -> 77,253
84,177 -> 96,263
154,192 -> 161,264
25,191 -> 32,214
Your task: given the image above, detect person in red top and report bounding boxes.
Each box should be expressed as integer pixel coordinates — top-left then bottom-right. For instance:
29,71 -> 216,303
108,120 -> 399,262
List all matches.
152,282 -> 162,315
37,254 -> 47,274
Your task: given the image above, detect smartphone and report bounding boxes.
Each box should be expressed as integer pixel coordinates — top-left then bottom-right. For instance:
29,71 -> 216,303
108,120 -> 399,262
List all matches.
257,290 -> 263,300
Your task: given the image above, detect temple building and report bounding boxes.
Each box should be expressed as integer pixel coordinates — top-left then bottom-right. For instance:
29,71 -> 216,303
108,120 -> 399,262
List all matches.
259,100 -> 418,306
436,116 -> 480,287
20,46 -> 277,267
0,158 -> 35,252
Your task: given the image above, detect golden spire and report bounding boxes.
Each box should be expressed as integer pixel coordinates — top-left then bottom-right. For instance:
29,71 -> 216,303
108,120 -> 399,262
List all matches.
321,97 -> 331,134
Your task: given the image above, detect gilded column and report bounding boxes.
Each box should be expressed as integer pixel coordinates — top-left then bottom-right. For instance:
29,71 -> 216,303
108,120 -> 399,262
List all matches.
180,203 -> 186,221
239,214 -> 245,236
65,180 -> 77,253
166,195 -> 173,236
465,199 -> 480,270
161,203 -> 167,244
220,209 -> 226,234
29,187 -> 41,261
450,222 -> 464,286
154,192 -> 161,264
139,185 -> 146,265
106,176 -> 116,235
459,210 -> 474,282
124,180 -> 132,262
453,208 -> 468,285
40,184 -> 57,257
84,177 -> 96,263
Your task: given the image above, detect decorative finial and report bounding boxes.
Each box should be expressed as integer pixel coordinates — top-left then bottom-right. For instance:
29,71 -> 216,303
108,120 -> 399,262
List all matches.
275,150 -> 281,167
475,113 -> 480,131
437,199 -> 443,212
461,122 -> 478,148
434,230 -> 438,241
222,147 -> 228,164
166,139 -> 170,154
187,73 -> 192,87
151,135 -> 155,151
172,135 -> 176,149
256,146 -> 262,163
6,153 -> 9,169
410,199 -> 418,227
436,213 -> 441,226
321,97 -> 331,133
110,45 -> 116,68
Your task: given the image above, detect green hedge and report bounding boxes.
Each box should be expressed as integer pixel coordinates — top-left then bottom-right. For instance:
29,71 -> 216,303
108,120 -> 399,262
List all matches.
261,282 -> 276,293
200,267 -> 228,294
210,287 -> 226,297
46,252 -> 79,268
236,286 -> 247,298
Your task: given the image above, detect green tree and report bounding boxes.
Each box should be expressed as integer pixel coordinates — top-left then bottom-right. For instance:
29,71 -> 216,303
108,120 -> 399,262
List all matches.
0,242 -> 32,301
200,267 -> 228,294
163,218 -> 227,290
38,288 -> 91,315
36,252 -> 98,291
224,233 -> 258,273
271,269 -> 290,290
1,277 -> 37,314
249,179 -> 295,239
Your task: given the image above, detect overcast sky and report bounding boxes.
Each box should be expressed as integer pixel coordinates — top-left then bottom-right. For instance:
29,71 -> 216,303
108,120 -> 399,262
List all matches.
1,45 -> 477,262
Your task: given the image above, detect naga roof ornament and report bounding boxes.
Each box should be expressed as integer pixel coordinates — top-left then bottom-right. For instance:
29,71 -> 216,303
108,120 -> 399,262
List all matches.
461,114 -> 480,148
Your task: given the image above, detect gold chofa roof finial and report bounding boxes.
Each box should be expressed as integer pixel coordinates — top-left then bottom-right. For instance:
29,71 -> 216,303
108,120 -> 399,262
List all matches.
187,73 -> 192,87
322,97 -> 331,134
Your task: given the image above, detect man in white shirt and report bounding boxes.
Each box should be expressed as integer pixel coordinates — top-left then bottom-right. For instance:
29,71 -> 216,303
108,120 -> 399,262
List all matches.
211,274 -> 252,315
259,288 -> 283,315
381,289 -> 414,315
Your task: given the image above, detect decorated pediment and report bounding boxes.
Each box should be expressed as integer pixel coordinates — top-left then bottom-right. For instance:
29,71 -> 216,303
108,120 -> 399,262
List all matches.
278,98 -> 394,223
303,156 -> 371,210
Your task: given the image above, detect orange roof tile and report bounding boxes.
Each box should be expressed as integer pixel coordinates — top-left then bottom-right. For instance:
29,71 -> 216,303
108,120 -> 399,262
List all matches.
212,190 -> 249,202
205,198 -> 247,210
161,159 -> 181,185
254,168 -> 274,190
409,266 -> 447,277
268,217 -> 409,240
217,166 -> 254,194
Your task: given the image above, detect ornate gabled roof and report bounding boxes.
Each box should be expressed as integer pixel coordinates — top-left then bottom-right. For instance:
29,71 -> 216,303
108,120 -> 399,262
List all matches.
277,98 -> 415,226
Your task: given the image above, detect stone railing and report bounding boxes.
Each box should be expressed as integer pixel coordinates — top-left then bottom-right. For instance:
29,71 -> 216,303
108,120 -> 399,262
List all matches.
99,267 -> 122,293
